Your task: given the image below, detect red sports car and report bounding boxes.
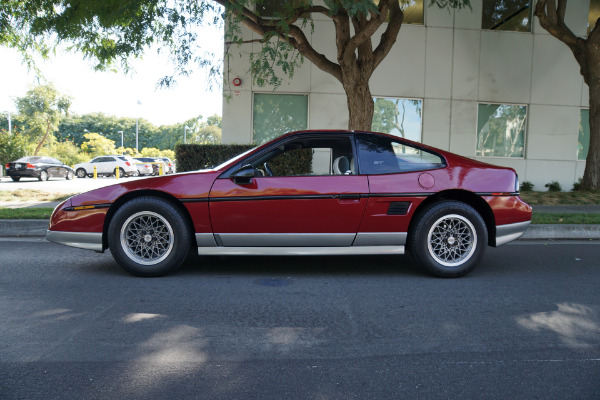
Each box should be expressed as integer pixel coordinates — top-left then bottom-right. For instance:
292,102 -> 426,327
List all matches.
46,130 -> 532,277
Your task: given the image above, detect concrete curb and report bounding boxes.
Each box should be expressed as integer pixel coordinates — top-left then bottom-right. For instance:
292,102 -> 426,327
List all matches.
1,220 -> 599,240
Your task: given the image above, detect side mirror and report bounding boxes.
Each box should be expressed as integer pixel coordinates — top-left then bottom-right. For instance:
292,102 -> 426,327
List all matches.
231,164 -> 259,184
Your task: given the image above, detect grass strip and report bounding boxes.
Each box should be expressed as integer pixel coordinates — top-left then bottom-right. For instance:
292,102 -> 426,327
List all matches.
520,190 -> 600,205
532,213 -> 600,225
0,208 -> 55,220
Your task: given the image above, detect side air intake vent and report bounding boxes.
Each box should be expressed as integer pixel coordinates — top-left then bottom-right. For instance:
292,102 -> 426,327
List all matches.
387,201 -> 411,215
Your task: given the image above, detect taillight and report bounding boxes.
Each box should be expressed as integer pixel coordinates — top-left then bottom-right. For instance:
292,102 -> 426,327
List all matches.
145,164 -> 150,168
125,162 -> 131,166
5,163 -> 9,168
26,163 -> 35,169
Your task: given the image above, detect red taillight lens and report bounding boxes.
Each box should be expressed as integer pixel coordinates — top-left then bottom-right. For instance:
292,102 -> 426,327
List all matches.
145,164 -> 150,168
26,163 -> 35,169
125,162 -> 131,166
5,163 -> 9,168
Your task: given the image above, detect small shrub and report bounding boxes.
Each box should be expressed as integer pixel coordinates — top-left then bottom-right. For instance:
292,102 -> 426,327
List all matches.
520,181 -> 534,192
545,181 -> 562,192
572,178 -> 582,191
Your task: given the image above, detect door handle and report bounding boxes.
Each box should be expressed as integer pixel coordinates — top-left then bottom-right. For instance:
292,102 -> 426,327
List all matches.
336,194 -> 361,200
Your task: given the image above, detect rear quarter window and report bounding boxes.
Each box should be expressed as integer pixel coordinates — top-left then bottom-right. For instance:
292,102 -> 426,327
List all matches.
357,134 -> 445,175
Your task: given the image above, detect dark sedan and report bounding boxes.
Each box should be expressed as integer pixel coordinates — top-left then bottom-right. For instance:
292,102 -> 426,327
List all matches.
5,156 -> 75,182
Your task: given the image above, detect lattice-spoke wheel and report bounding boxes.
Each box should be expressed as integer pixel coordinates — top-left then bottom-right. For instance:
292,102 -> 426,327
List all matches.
121,211 -> 175,265
410,201 -> 487,278
108,197 -> 191,277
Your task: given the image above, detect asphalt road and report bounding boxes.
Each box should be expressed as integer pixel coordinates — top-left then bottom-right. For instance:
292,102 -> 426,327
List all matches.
0,175 -> 149,194
1,239 -> 599,399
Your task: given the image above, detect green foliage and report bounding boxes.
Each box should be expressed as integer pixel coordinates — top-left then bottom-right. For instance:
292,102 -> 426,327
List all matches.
80,132 -> 117,157
572,178 -> 582,191
47,141 -> 89,166
15,84 -> 71,155
520,181 -> 534,192
139,148 -> 176,160
0,130 -> 28,166
175,144 -> 255,172
545,181 -> 562,192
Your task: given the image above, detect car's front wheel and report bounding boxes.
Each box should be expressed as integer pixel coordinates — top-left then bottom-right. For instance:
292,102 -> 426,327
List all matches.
107,197 -> 191,277
76,168 -> 87,178
11,177 -> 20,182
409,201 -> 487,278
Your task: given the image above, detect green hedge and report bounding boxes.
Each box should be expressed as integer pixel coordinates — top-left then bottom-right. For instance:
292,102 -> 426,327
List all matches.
175,144 -> 313,175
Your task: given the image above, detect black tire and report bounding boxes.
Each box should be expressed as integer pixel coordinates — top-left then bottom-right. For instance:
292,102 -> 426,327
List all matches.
76,168 -> 87,178
131,170 -> 140,177
11,177 -> 20,182
409,201 -> 488,278
38,170 -> 49,181
113,167 -> 125,178
107,197 -> 192,277
66,170 -> 74,180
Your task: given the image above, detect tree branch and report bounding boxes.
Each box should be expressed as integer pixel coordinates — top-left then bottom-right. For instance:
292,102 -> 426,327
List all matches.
372,0 -> 403,70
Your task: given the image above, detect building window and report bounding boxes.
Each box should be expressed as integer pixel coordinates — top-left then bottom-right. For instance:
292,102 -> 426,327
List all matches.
482,0 -> 532,32
579,109 -> 590,160
372,98 -> 422,142
476,103 -> 527,158
374,0 -> 424,25
589,0 -> 600,35
252,93 -> 308,144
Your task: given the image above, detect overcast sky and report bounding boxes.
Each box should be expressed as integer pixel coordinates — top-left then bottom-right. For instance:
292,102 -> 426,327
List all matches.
0,25 -> 224,126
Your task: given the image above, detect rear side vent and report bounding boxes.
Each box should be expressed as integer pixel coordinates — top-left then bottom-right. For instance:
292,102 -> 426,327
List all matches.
387,201 -> 411,215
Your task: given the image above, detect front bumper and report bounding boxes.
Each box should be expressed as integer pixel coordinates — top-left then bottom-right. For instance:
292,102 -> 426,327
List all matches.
46,230 -> 104,252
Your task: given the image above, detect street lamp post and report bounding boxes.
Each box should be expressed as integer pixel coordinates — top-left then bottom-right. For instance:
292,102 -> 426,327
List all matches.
118,131 -> 124,154
184,125 -> 190,144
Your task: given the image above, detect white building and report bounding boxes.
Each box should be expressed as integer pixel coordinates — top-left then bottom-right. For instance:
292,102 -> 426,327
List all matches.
222,0 -> 598,190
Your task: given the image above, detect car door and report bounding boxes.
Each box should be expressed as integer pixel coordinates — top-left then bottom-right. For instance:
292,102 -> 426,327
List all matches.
209,133 -> 369,247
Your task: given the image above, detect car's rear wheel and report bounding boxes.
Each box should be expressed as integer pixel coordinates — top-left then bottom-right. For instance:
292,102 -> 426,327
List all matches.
66,170 -> 74,180
11,177 -> 20,182
409,201 -> 487,278
113,167 -> 125,178
76,168 -> 87,178
38,170 -> 49,181
108,197 -> 191,277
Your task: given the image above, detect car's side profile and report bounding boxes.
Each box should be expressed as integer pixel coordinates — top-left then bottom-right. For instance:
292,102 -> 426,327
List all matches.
5,156 -> 75,181
74,155 -> 138,178
47,130 -> 532,278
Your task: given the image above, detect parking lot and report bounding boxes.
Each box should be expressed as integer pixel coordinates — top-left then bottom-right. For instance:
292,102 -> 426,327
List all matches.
0,175 -> 149,194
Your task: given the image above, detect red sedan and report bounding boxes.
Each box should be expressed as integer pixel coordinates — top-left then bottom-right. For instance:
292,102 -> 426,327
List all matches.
46,130 -> 531,277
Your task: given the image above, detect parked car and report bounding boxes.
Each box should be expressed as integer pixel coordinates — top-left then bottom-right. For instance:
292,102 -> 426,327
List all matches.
132,159 -> 153,176
135,157 -> 169,175
47,130 -> 532,278
158,157 -> 176,174
5,156 -> 74,181
74,155 -> 137,178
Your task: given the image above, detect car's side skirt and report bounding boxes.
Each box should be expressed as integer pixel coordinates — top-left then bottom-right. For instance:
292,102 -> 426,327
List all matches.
195,232 -> 408,247
198,246 -> 405,256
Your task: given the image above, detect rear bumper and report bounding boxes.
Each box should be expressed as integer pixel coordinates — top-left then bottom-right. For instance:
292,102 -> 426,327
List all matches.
6,170 -> 40,178
495,221 -> 531,246
46,230 -> 104,252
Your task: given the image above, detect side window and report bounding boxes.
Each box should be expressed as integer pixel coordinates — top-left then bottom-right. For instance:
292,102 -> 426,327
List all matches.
357,134 -> 444,174
91,158 -> 101,163
248,136 -> 355,177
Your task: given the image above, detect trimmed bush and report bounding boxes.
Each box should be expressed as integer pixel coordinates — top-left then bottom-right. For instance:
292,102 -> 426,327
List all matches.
545,181 -> 562,192
175,144 -> 313,175
520,181 -> 534,192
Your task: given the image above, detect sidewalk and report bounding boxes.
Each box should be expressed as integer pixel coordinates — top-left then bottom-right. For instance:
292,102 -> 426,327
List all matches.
1,204 -> 599,240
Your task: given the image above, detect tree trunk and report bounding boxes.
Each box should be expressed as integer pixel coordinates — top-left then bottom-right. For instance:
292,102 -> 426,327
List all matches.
581,47 -> 600,190
343,77 -> 374,131
34,120 -> 52,156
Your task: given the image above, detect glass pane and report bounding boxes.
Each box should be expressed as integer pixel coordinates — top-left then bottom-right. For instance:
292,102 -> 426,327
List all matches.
373,1 -> 424,25
372,98 -> 422,142
589,0 -> 600,35
482,0 -> 532,32
252,94 -> 308,144
477,104 -> 527,158
579,109 -> 590,160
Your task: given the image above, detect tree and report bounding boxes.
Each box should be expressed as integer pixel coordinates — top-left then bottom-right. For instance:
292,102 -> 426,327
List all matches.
535,0 -> 600,190
80,132 -> 117,158
1,0 -> 470,131
15,84 -> 71,155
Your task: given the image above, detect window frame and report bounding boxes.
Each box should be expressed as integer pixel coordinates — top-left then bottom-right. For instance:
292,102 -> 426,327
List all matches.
475,102 -> 528,160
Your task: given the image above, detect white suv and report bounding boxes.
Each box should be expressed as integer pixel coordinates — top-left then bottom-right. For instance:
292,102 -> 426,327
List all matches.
74,155 -> 138,178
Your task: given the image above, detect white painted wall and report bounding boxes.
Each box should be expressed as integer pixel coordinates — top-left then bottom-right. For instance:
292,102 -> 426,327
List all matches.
222,0 -> 592,190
